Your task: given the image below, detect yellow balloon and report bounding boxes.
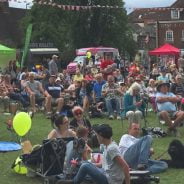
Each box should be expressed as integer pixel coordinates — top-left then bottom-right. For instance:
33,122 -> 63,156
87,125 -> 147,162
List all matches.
13,112 -> 32,136
86,51 -> 92,59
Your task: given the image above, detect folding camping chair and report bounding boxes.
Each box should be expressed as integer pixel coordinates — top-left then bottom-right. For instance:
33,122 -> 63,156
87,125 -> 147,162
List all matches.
22,138 -> 68,184
120,108 -> 148,129
21,137 -> 88,184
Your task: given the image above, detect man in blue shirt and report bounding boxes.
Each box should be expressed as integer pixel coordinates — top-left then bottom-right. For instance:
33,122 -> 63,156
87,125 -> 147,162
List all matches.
93,73 -> 106,103
45,75 -> 64,115
156,81 -> 184,135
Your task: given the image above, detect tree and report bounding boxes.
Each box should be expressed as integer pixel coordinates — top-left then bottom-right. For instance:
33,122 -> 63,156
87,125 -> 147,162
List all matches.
22,0 -> 136,61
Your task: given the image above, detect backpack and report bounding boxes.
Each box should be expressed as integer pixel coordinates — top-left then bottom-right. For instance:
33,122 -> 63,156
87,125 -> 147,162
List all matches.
12,156 -> 28,174
142,127 -> 167,138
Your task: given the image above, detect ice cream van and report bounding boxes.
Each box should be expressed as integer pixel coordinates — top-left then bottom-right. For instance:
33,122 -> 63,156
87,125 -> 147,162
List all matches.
67,47 -> 119,74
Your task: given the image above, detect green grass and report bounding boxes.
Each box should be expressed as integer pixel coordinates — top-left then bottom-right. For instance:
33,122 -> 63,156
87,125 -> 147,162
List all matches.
0,112 -> 184,184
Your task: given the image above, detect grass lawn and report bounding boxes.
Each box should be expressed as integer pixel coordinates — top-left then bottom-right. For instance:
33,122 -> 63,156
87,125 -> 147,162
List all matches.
0,112 -> 184,184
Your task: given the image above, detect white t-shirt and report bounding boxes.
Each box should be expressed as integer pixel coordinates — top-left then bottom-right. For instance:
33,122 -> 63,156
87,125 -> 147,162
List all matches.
119,134 -> 139,156
103,141 -> 125,184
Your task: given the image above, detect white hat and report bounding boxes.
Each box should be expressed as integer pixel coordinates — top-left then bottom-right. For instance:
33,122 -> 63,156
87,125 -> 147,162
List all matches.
55,77 -> 61,82
52,55 -> 58,58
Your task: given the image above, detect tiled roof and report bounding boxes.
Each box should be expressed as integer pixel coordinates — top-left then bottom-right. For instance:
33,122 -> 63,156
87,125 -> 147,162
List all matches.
129,8 -> 171,23
128,0 -> 184,23
171,0 -> 184,8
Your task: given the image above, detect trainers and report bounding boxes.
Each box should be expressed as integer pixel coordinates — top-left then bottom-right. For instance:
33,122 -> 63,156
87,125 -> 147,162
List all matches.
109,115 -> 114,120
137,164 -> 147,170
160,120 -> 165,125
28,111 -> 34,118
40,106 -> 45,111
46,112 -> 52,119
117,116 -> 121,120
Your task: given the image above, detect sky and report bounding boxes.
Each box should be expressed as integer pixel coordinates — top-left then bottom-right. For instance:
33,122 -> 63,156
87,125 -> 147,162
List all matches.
124,0 -> 176,9
124,0 -> 176,13
9,0 -> 177,10
9,0 -> 33,9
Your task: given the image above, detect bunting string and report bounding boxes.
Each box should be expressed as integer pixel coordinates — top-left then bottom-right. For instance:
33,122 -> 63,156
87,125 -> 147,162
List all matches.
0,0 -> 123,10
0,0 -> 184,12
35,0 -> 123,10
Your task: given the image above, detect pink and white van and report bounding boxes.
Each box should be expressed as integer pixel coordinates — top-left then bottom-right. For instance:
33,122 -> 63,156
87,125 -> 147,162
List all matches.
67,47 -> 119,74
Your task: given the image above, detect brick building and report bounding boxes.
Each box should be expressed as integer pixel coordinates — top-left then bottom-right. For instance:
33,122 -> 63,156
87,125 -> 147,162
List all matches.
129,0 -> 184,52
157,0 -> 184,50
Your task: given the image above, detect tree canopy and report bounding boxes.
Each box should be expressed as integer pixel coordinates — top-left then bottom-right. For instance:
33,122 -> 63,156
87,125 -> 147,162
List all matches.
23,0 -> 136,60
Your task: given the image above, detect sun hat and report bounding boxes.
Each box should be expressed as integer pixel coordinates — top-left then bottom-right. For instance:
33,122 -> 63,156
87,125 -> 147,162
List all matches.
156,81 -> 170,92
52,55 -> 58,58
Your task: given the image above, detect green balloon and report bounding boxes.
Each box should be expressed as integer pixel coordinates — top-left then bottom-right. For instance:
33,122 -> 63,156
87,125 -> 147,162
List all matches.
13,112 -> 32,136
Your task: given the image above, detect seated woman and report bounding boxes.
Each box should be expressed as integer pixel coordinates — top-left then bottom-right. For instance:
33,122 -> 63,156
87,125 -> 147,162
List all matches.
77,79 -> 93,114
123,82 -> 145,124
70,106 -> 91,131
146,79 -> 157,112
48,114 -> 76,139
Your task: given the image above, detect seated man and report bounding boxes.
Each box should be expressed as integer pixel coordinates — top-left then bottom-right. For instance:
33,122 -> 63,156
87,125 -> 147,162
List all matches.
3,74 -> 29,109
0,75 -> 10,112
156,81 -> 184,134
25,72 -> 48,113
57,124 -> 130,184
170,74 -> 184,98
102,75 -> 122,119
45,75 -> 64,115
119,123 -> 168,174
93,73 -> 106,103
170,74 -> 184,110
123,82 -> 145,124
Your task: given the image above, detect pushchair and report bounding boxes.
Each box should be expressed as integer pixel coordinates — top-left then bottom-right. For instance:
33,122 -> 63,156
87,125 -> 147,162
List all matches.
21,137 -> 75,184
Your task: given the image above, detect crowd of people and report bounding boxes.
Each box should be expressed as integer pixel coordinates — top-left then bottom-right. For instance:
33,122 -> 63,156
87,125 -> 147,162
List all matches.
1,53 -> 184,183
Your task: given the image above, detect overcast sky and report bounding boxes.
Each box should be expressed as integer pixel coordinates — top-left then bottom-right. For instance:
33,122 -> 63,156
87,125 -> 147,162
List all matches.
9,0 -> 33,9
124,0 -> 176,9
9,0 -> 177,10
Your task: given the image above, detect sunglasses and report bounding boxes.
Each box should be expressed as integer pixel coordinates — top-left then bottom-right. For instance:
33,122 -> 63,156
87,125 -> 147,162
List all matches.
75,112 -> 82,116
63,120 -> 69,124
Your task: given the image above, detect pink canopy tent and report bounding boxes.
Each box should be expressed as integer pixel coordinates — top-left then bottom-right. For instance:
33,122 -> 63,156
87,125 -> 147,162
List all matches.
149,43 -> 180,56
